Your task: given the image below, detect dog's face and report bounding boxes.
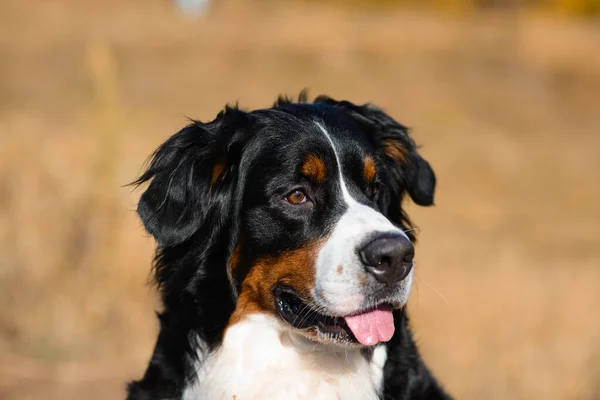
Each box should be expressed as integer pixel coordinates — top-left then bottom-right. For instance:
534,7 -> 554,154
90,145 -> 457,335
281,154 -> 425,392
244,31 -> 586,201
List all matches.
136,96 -> 435,348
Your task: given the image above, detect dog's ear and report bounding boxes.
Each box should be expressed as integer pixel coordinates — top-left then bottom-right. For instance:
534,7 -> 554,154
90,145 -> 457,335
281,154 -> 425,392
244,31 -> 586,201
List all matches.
314,96 -> 436,233
134,107 -> 250,248
406,154 -> 436,206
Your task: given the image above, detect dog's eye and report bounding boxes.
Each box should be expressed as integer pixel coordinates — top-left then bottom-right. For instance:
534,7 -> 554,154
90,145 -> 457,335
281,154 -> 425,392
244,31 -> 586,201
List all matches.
286,189 -> 308,205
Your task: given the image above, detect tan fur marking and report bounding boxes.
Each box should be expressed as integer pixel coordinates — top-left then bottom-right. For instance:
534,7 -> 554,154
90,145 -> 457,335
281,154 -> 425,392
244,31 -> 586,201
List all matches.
228,242 -> 242,276
227,241 -> 323,327
211,158 -> 226,186
336,264 -> 344,275
363,156 -> 377,184
383,139 -> 407,163
358,274 -> 367,287
301,154 -> 327,183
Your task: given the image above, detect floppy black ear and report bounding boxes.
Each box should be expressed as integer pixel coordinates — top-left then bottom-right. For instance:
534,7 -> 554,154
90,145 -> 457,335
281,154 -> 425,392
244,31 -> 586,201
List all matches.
407,154 -> 436,206
135,107 -> 250,248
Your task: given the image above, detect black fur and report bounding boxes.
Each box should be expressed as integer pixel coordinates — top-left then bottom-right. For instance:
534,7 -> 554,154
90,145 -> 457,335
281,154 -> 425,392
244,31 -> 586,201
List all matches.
127,95 -> 450,400
382,310 -> 449,400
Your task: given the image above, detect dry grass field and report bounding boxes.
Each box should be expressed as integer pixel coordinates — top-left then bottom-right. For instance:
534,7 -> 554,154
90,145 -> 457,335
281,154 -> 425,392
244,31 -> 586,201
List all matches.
1,0 -> 599,399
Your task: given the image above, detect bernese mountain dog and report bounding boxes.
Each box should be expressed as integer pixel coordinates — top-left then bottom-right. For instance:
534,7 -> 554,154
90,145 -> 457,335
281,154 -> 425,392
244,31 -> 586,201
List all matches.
127,94 -> 451,400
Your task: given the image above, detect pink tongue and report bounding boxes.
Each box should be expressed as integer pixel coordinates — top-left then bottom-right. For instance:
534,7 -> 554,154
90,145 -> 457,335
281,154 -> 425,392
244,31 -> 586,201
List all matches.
344,308 -> 395,346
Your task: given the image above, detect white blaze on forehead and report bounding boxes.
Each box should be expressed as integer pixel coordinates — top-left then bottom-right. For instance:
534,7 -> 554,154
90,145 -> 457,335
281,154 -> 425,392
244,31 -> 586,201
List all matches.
312,121 -> 411,315
313,120 -> 406,235
313,121 -> 355,204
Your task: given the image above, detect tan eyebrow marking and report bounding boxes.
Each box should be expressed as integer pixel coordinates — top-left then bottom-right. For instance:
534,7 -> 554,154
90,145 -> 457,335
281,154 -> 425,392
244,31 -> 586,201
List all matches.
301,154 -> 327,183
363,155 -> 377,184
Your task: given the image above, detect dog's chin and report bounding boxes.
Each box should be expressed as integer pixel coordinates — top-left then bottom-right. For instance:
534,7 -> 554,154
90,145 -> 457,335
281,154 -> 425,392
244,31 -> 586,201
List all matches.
273,285 -> 401,347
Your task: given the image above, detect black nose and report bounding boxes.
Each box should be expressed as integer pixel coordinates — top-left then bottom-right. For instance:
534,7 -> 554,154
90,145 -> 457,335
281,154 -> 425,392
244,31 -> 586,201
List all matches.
359,234 -> 414,287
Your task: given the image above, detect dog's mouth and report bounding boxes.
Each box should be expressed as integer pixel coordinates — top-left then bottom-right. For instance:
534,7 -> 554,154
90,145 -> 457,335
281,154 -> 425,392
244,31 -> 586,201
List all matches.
273,286 -> 396,346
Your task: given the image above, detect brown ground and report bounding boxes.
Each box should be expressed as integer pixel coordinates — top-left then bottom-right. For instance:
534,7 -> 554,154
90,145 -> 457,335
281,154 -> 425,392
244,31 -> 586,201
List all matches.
1,1 -> 600,399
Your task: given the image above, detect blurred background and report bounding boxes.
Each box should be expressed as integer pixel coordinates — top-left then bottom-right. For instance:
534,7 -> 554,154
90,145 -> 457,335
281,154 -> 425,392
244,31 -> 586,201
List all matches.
1,0 -> 599,399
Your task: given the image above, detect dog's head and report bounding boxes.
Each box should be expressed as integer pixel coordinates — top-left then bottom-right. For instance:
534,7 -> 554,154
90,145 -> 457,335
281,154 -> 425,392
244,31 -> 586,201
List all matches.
136,95 -> 435,348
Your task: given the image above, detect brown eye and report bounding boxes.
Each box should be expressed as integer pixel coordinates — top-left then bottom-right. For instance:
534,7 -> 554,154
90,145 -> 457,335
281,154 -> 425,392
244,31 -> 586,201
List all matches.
286,190 -> 307,205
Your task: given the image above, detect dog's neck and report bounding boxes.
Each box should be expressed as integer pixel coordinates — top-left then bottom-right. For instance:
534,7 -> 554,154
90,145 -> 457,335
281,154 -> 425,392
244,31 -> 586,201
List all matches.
183,313 -> 388,400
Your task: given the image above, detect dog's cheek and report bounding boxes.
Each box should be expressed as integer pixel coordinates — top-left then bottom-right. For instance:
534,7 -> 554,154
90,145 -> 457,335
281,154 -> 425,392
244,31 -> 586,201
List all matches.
227,241 -> 323,326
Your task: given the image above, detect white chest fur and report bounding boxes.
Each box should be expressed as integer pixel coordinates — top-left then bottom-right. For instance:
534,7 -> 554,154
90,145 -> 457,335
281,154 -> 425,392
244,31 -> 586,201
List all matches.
183,314 -> 388,400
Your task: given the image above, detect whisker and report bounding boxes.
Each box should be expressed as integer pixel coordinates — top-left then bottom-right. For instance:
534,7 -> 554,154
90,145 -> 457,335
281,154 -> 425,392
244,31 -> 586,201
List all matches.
413,277 -> 420,306
415,276 -> 448,304
293,303 -> 314,326
295,299 -> 327,327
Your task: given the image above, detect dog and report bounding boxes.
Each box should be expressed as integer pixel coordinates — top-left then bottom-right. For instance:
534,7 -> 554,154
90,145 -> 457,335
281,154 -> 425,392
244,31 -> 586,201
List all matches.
127,94 -> 451,400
